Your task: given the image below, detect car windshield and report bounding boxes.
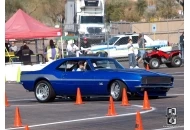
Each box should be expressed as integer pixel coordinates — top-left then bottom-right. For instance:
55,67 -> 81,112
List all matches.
91,59 -> 124,69
101,37 -> 119,45
81,16 -> 103,23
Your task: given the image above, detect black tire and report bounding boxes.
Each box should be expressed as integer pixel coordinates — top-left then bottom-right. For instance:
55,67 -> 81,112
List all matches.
34,80 -> 56,103
171,56 -> 182,67
149,58 -> 160,69
149,96 -> 159,99
109,80 -> 126,101
165,63 -> 173,68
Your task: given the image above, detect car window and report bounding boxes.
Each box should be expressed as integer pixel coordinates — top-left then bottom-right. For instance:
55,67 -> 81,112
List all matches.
132,36 -> 138,43
115,37 -> 129,45
56,60 -> 78,72
103,37 -> 119,45
144,39 -> 147,43
91,59 -> 124,69
57,60 -> 91,72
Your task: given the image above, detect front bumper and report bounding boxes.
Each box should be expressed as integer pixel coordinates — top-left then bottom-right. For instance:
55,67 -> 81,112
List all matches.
135,85 -> 172,96
135,85 -> 173,88
80,34 -> 105,40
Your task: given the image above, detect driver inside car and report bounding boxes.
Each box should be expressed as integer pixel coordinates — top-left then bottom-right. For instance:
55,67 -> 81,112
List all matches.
76,61 -> 87,71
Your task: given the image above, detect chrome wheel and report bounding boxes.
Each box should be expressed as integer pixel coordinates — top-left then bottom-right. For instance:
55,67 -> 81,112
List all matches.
174,59 -> 181,65
110,82 -> 121,99
36,83 -> 50,101
149,58 -> 160,69
152,60 -> 159,67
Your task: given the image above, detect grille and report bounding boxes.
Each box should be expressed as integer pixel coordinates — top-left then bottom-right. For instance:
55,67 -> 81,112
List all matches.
87,27 -> 102,34
141,77 -> 172,84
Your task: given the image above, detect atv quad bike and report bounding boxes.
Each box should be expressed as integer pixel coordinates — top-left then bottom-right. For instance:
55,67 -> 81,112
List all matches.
143,48 -> 182,69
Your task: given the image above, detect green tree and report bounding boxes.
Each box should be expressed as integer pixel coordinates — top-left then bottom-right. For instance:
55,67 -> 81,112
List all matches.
41,0 -> 65,26
5,0 -> 24,21
136,0 -> 148,16
144,7 -> 157,22
156,0 -> 180,19
105,0 -> 130,22
124,6 -> 141,22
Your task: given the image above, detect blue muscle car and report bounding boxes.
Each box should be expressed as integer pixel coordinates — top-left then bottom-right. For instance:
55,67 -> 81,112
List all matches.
20,57 -> 174,103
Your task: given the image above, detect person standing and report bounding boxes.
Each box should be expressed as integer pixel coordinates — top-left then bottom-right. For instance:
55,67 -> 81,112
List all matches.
179,32 -> 184,60
45,39 -> 60,62
66,40 -> 80,57
16,44 -> 34,65
137,33 -> 145,63
126,39 -> 139,69
80,38 -> 91,54
5,41 -> 11,63
20,41 -> 29,50
10,42 -> 18,53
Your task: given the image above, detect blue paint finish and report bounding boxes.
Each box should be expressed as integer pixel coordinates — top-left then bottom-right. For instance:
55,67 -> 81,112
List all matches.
20,57 -> 174,97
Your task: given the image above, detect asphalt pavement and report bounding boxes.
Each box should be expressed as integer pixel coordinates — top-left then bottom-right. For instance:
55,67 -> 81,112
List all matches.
5,62 -> 184,130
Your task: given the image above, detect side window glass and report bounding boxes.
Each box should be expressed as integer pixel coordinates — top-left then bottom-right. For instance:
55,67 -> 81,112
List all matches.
144,39 -> 147,43
56,60 -> 78,72
115,37 -> 129,45
73,60 -> 91,72
132,36 -> 138,43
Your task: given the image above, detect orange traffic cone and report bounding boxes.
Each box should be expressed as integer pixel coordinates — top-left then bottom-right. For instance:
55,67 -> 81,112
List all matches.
142,91 -> 152,110
14,107 -> 23,127
75,88 -> 84,105
135,111 -> 144,130
25,125 -> 30,130
5,93 -> 10,107
146,64 -> 150,70
106,96 -> 117,116
121,88 -> 130,106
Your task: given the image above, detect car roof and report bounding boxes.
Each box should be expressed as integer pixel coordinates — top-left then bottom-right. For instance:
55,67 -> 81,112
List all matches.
113,33 -> 140,38
57,56 -> 115,61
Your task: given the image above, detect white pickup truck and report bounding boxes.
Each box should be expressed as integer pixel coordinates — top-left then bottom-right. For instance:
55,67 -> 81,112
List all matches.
83,34 -> 172,58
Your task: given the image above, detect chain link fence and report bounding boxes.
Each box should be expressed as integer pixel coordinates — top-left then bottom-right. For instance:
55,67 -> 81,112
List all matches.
108,19 -> 184,46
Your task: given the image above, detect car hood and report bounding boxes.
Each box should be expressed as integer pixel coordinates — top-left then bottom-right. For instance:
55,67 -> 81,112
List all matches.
95,68 -> 172,77
90,45 -> 114,51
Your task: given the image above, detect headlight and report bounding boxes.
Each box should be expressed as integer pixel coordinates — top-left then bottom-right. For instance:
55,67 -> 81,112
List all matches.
102,28 -> 106,32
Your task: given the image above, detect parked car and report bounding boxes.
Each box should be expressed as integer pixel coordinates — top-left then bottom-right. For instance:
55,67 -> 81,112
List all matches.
85,33 -> 172,58
143,49 -> 182,69
20,57 -> 174,103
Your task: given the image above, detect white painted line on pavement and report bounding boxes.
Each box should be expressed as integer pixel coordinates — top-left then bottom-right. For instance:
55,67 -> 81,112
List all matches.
5,106 -> 156,130
8,103 -> 71,107
167,94 -> 184,96
8,99 -> 36,102
153,125 -> 184,130
172,75 -> 184,77
169,72 -> 184,74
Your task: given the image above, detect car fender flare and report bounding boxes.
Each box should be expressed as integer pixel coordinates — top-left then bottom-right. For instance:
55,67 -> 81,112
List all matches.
107,78 -> 130,92
34,77 -> 52,90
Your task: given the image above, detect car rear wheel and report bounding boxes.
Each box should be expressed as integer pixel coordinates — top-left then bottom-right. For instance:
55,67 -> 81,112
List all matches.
35,80 -> 56,103
149,58 -> 160,69
171,56 -> 182,67
110,80 -> 125,101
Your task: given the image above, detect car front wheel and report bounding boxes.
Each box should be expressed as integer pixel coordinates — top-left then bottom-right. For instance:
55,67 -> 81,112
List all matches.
110,80 -> 125,101
35,80 -> 56,103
